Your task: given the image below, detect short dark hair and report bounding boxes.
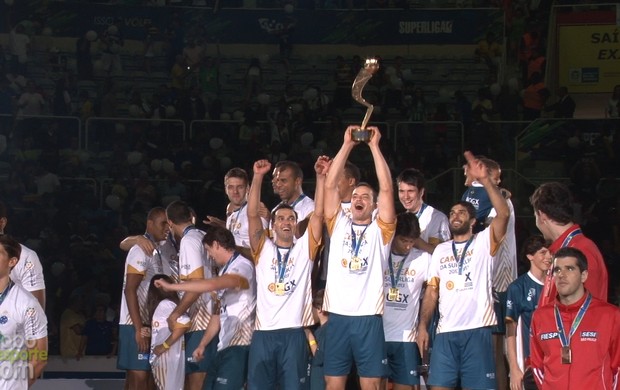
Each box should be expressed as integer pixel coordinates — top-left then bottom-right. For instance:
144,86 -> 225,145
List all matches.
395,212 -> 421,240
529,182 -> 574,224
343,161 -> 361,185
166,200 -> 193,224
479,157 -> 500,174
203,225 -> 236,252
0,235 -> 21,260
520,235 -> 547,264
224,168 -> 249,185
147,206 -> 166,222
452,201 -> 477,221
275,161 -> 303,181
554,247 -> 588,272
271,203 -> 298,223
396,168 -> 425,190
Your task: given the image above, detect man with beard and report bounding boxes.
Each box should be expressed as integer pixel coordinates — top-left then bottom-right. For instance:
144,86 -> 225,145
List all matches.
416,151 -> 510,390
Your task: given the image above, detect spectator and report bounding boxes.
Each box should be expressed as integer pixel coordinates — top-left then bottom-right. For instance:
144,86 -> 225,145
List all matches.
605,84 -> 620,118
9,24 -> 30,76
76,31 -> 94,81
60,294 -> 86,360
544,86 -> 576,118
522,72 -> 549,121
80,304 -> 117,357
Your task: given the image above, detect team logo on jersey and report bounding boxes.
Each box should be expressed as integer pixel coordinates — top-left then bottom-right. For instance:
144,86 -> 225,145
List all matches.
25,308 -> 36,318
152,321 -> 159,328
0,316 -> 7,324
540,332 -> 559,340
506,299 -> 513,309
527,287 -> 536,302
580,331 -> 597,341
446,281 -> 454,290
341,259 -> 348,267
25,260 -> 34,270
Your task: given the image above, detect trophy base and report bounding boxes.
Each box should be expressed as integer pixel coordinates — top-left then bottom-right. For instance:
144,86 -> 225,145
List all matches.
351,128 -> 371,143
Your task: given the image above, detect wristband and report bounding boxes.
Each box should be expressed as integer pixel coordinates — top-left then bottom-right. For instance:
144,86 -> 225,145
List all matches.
309,340 -> 317,346
163,341 -> 170,349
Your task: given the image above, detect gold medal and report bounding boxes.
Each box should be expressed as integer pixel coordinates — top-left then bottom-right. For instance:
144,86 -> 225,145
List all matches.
350,257 -> 362,271
388,287 -> 399,301
561,346 -> 571,364
275,282 -> 285,295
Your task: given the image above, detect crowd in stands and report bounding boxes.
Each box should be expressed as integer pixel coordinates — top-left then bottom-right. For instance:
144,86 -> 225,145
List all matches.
0,0 -> 619,367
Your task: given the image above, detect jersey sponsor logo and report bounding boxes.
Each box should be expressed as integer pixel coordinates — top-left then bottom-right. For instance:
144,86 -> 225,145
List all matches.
580,331 -> 597,341
385,291 -> 409,303
527,287 -> 536,302
506,299 -> 513,309
267,280 -> 297,294
540,332 -> 559,340
0,316 -> 7,324
465,196 -> 480,208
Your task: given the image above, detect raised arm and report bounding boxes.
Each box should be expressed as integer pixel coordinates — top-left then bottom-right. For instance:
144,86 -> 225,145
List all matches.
248,159 -> 271,253
309,156 -> 331,243
324,126 -> 358,219
463,151 -> 509,251
367,126 -> 396,224
155,274 -> 249,293
119,235 -> 156,255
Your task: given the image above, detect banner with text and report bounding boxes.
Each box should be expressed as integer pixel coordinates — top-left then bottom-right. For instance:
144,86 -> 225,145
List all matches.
558,25 -> 620,93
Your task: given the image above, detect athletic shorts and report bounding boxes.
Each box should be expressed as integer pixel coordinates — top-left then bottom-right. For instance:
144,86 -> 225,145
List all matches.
428,327 -> 496,389
247,327 -> 309,390
386,341 -> 421,386
203,345 -> 249,390
185,330 -> 217,374
323,313 -> 387,378
117,325 -> 150,371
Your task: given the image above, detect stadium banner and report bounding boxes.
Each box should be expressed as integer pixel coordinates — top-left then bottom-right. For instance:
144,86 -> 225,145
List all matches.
0,2 -> 502,45
558,24 -> 620,93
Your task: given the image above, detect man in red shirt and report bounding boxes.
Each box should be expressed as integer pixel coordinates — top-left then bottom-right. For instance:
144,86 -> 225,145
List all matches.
529,182 -> 608,306
530,247 -> 620,389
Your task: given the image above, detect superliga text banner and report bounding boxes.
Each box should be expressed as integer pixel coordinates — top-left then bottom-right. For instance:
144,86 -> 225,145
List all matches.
3,3 -> 503,46
558,25 -> 620,93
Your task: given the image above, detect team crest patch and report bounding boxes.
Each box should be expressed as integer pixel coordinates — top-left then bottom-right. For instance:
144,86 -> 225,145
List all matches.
341,259 -> 348,267
446,281 -> 454,290
0,316 -> 7,324
267,283 -> 276,292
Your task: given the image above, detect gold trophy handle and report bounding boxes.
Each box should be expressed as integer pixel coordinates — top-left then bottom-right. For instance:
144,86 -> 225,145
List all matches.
351,58 -> 380,141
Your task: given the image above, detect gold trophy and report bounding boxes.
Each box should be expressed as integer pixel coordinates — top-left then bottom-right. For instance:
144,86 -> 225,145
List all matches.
351,57 -> 380,142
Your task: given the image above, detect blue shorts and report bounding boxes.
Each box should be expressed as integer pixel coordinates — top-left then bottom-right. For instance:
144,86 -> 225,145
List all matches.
428,327 -> 496,389
117,325 -> 150,371
248,328 -> 309,390
323,314 -> 387,378
185,330 -> 217,374
492,290 -> 507,334
203,345 -> 249,390
386,341 -> 421,386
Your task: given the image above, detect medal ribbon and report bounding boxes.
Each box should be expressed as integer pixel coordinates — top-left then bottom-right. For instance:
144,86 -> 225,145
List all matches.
144,232 -> 163,268
288,194 -> 306,208
554,293 -> 592,348
350,224 -> 370,259
452,235 -> 474,275
217,252 -> 240,300
0,279 -> 15,307
182,225 -> 195,237
276,246 -> 292,283
415,203 -> 428,219
388,253 -> 406,288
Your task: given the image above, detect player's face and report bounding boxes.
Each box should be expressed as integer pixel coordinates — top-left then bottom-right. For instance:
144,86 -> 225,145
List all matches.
350,185 -> 375,222
392,235 -> 416,255
272,208 -> 297,242
398,182 -> 424,213
225,177 -> 248,207
203,242 -> 227,266
272,168 -> 299,203
449,205 -> 474,236
553,256 -> 587,299
528,246 -> 552,273
150,213 -> 170,242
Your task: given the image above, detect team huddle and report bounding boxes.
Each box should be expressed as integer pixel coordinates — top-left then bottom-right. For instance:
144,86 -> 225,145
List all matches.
116,126 -> 619,390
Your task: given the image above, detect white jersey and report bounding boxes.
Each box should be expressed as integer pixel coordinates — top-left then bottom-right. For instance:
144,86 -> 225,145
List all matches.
428,225 -> 498,333
323,210 -> 395,316
179,227 -> 213,332
383,248 -> 431,342
253,227 -> 318,330
227,203 -> 268,248
159,238 -> 180,282
10,244 -> 45,293
119,237 -> 165,325
489,199 -> 517,292
416,204 -> 450,247
0,282 -> 47,390
150,299 -> 190,390
217,254 -> 256,351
